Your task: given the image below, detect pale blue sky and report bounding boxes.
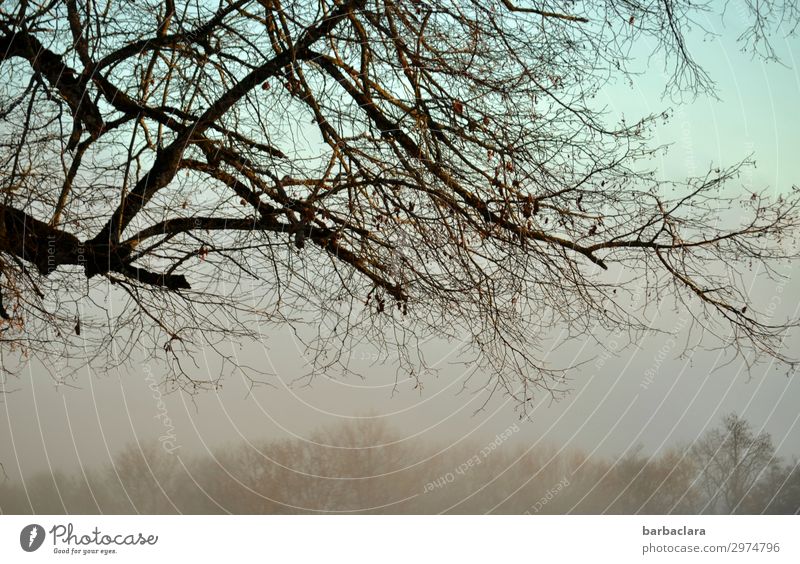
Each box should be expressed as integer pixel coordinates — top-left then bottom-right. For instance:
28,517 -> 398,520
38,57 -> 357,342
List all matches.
600,12 -> 800,194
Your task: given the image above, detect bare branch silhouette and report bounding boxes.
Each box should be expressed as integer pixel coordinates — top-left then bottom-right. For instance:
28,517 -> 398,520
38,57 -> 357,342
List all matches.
0,0 -> 797,402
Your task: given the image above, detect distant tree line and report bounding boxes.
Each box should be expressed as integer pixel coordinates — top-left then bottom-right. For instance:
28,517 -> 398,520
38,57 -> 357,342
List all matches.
1,413 -> 797,514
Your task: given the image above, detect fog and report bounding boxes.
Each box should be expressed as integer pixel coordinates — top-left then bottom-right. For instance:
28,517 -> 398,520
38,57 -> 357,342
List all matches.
2,413 -> 798,514
0,283 -> 800,513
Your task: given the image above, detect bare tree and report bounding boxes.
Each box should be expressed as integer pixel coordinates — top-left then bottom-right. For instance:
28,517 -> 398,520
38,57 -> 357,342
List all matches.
593,444 -> 700,514
745,459 -> 800,514
691,413 -> 775,514
0,1 -> 798,403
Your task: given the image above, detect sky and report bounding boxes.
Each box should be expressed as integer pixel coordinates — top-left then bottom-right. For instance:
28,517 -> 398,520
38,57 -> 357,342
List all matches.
1,7 -> 799,486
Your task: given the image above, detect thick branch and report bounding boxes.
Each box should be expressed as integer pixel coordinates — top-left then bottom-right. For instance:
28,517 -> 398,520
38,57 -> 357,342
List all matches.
0,31 -> 104,136
88,0 -> 367,253
0,204 -> 188,290
500,0 -> 589,23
